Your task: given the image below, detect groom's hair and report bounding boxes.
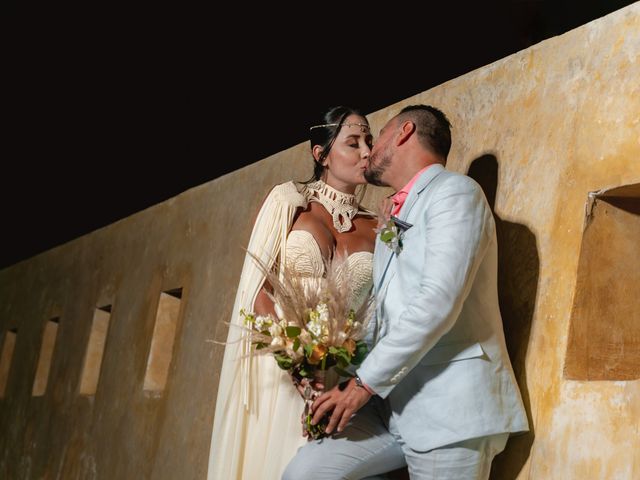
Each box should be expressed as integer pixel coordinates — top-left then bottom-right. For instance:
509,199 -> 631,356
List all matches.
397,105 -> 452,163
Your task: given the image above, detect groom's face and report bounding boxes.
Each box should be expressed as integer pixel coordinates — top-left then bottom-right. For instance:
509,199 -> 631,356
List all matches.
364,119 -> 396,187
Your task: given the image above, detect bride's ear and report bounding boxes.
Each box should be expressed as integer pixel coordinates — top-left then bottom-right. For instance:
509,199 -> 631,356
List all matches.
312,145 -> 325,165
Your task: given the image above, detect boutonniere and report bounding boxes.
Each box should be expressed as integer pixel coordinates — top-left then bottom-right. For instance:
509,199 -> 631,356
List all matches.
375,215 -> 413,254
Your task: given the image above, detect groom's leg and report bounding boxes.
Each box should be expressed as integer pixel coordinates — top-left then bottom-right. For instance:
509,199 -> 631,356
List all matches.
282,400 -> 406,480
400,432 -> 509,480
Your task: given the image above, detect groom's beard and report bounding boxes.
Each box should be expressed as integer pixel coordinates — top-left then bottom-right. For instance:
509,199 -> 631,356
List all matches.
364,150 -> 391,187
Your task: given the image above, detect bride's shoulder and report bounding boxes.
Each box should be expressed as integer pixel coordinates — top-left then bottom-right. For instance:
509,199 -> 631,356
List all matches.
265,181 -> 307,208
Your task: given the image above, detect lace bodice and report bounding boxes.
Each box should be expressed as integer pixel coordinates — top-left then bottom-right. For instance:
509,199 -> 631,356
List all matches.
284,230 -> 373,310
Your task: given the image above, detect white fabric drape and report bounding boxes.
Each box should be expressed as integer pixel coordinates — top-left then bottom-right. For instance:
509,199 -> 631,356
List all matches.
207,182 -> 308,480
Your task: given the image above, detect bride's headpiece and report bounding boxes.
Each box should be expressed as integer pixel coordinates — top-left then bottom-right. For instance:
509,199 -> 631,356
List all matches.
309,122 -> 370,133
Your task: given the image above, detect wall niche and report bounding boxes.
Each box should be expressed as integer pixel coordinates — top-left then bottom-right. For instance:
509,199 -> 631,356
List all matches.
565,183 -> 640,380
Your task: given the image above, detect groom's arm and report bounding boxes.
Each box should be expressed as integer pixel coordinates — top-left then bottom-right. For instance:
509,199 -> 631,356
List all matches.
357,175 -> 493,398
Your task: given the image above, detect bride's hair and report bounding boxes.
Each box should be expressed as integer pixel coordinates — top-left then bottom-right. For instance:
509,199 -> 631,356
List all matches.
305,105 -> 367,183
301,106 -> 369,203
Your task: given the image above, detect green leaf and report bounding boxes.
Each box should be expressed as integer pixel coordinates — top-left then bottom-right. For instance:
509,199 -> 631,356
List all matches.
304,343 -> 314,358
304,411 -> 329,439
351,341 -> 368,365
274,353 -> 293,370
336,357 -> 349,368
334,347 -> 351,364
380,230 -> 395,242
285,326 -> 301,338
292,338 -> 300,352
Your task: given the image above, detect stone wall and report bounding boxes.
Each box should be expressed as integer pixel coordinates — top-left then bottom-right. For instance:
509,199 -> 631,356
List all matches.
1,4 -> 638,478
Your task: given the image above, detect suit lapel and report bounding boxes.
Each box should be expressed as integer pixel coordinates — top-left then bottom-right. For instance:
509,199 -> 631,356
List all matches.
373,235 -> 392,294
375,246 -> 395,291
396,164 -> 444,221
375,164 -> 445,291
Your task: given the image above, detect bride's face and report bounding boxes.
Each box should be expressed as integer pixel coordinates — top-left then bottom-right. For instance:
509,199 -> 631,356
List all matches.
320,114 -> 373,189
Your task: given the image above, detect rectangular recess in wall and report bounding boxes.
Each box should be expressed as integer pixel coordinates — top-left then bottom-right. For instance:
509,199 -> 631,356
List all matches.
79,305 -> 112,396
32,318 -> 60,396
565,183 -> 640,380
0,328 -> 18,398
143,288 -> 182,392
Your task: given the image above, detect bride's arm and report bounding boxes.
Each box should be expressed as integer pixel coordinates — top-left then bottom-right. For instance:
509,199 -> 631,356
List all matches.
254,281 -> 277,317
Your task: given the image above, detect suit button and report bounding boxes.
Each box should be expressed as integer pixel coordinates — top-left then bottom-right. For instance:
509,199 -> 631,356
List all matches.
391,367 -> 408,384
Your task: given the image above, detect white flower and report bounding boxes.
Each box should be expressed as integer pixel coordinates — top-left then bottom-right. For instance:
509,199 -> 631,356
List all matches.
269,323 -> 283,337
285,347 -> 302,362
307,319 -> 322,338
254,315 -> 272,331
336,331 -> 348,344
316,303 -> 330,323
285,340 -> 303,361
299,330 -> 312,343
270,336 -> 285,348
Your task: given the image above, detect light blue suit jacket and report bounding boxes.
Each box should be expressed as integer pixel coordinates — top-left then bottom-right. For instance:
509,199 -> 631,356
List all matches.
358,164 -> 529,451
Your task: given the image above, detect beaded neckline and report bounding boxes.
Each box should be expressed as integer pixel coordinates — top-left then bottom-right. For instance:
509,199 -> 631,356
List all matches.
303,180 -> 360,233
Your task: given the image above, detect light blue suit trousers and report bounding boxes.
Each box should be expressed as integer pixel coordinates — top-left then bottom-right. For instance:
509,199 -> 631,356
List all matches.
282,396 -> 508,479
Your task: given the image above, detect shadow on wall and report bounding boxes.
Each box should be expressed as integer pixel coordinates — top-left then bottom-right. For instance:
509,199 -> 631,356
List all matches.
467,154 -> 538,480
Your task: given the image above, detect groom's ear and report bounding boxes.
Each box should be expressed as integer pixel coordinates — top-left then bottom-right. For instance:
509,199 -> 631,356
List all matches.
396,121 -> 416,146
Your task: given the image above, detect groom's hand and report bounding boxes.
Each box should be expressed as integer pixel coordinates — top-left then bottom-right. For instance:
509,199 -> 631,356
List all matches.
311,378 -> 371,434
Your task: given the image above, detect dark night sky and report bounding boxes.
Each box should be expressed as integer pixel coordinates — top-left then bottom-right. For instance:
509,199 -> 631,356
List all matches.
2,1 -> 635,269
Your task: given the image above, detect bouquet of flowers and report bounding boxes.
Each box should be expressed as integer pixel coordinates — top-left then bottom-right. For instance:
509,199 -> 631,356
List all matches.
239,251 -> 373,439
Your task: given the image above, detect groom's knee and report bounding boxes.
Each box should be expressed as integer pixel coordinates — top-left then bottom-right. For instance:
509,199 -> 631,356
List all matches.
282,453 -> 310,480
281,463 -> 299,480
282,446 -> 331,480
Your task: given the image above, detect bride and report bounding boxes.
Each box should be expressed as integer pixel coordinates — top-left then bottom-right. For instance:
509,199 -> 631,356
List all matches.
207,106 -> 378,479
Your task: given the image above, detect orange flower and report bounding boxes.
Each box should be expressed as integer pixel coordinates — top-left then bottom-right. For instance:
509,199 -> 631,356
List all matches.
308,344 -> 327,365
342,338 -> 356,356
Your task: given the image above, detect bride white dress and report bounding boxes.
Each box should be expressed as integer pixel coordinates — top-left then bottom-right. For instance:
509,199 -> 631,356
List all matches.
207,180 -> 374,480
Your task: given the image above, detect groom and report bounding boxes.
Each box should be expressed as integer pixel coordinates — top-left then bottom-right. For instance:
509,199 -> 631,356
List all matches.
283,105 -> 528,479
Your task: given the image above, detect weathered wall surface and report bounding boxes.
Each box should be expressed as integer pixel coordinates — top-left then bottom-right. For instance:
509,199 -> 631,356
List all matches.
0,151 -> 318,479
1,4 -> 638,479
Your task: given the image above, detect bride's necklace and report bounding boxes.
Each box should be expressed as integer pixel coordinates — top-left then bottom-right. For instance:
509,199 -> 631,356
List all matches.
304,180 -> 359,233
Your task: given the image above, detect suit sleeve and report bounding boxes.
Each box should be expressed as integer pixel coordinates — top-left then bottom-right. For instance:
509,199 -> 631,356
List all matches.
357,175 -> 493,398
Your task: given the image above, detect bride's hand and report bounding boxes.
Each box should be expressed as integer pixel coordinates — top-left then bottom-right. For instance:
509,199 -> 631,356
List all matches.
293,376 -> 325,438
292,376 -> 325,400
377,196 -> 394,228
